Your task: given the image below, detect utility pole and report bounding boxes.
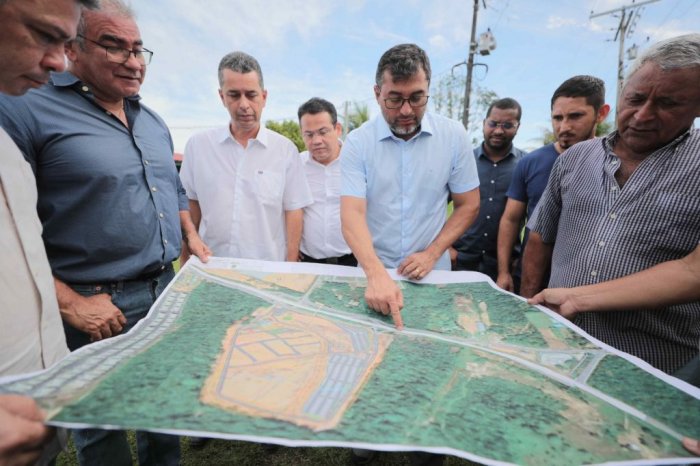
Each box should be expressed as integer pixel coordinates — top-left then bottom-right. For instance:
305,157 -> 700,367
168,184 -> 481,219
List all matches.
461,0 -> 481,129
590,0 -> 660,118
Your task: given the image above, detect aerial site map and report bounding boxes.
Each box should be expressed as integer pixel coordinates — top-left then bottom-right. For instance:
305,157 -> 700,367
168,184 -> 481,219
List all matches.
2,258 -> 698,466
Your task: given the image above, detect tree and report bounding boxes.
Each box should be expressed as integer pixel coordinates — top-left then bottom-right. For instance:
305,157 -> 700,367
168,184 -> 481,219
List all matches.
431,73 -> 498,144
341,102 -> 370,136
265,119 -> 304,152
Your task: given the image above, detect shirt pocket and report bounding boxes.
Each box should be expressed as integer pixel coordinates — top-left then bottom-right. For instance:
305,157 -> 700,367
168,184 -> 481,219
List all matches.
253,169 -> 284,205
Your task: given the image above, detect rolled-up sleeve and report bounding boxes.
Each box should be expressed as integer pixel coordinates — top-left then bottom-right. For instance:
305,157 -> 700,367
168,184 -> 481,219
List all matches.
527,157 -> 563,244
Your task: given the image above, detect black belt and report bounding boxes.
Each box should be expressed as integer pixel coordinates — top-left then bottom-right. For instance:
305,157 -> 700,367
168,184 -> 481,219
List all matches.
300,252 -> 356,266
134,263 -> 172,281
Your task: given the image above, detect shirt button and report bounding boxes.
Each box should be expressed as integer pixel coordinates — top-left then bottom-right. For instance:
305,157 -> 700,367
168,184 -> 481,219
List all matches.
159,212 -> 164,218
483,233 -> 488,237
164,239 -> 169,245
590,270 -> 598,277
81,85 -> 89,92
609,213 -> 617,219
145,160 -> 150,165
598,241 -> 605,247
151,186 -> 157,192
490,180 -> 495,184
486,215 -> 491,220
488,197 -> 493,201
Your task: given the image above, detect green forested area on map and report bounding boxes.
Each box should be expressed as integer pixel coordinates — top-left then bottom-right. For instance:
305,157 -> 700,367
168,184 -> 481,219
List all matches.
47,271 -> 694,466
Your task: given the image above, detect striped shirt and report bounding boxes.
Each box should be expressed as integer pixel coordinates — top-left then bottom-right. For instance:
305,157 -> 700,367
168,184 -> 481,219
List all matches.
529,129 -> 700,374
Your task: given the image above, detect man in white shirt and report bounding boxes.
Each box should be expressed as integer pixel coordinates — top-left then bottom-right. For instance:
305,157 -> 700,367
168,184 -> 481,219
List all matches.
297,98 -> 356,266
180,51 -> 312,262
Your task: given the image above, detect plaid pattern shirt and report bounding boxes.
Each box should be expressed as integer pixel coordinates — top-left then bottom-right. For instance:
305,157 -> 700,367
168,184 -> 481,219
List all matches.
529,129 -> 700,374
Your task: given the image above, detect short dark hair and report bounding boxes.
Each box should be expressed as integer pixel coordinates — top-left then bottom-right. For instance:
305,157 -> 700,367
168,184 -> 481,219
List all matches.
486,97 -> 522,121
375,43 -> 431,87
297,97 -> 338,125
550,75 -> 606,112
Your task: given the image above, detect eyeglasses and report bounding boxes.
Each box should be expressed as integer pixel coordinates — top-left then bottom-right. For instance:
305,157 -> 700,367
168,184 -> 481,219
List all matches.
77,34 -> 153,65
485,120 -> 519,130
302,126 -> 334,139
384,95 -> 429,109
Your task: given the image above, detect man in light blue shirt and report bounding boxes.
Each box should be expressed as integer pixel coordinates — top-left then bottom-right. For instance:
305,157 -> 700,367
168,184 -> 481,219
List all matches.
341,43 -> 480,327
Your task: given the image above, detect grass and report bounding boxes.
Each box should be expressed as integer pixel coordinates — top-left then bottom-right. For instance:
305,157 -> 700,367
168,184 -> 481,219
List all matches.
55,435 -> 481,465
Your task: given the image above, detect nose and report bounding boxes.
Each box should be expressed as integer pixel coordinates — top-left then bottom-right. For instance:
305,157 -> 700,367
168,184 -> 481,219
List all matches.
123,51 -> 143,69
41,44 -> 67,73
633,100 -> 656,123
399,99 -> 413,115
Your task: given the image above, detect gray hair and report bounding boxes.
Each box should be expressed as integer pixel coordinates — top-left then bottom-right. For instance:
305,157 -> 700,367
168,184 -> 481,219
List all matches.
626,33 -> 700,82
218,51 -> 264,89
77,0 -> 134,39
375,43 -> 431,88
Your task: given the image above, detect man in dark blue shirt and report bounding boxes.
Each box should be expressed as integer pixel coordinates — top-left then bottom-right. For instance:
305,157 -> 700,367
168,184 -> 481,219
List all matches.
450,98 -> 526,280
0,1 -> 210,464
496,76 -> 610,295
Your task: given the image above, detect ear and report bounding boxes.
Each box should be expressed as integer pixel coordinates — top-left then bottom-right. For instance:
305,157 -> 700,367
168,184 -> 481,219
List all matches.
597,103 -> 611,123
65,40 -> 78,63
218,88 -> 225,106
374,84 -> 381,101
334,122 -> 343,137
261,89 -> 268,106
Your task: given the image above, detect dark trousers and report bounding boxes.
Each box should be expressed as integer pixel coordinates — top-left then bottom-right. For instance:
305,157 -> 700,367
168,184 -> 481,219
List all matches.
64,265 -> 181,466
300,251 -> 358,267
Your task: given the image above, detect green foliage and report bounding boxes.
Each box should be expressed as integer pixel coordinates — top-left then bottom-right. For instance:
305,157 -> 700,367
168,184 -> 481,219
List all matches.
341,101 -> 370,135
265,119 -> 304,152
430,74 -> 498,143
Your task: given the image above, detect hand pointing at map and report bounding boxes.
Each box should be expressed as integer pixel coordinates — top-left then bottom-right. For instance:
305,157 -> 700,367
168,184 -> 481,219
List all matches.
364,268 -> 404,330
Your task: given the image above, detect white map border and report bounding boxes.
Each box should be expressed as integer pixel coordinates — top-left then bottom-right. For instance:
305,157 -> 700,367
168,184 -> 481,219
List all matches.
0,257 -> 698,466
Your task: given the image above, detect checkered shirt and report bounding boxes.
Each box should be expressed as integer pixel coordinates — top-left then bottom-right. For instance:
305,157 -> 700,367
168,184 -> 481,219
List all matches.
529,129 -> 700,374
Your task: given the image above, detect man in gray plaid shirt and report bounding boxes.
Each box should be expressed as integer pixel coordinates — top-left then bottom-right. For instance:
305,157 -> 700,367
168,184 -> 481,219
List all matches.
523,33 -> 700,378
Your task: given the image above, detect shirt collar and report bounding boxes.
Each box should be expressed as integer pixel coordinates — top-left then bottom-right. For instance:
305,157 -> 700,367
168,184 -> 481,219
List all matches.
219,124 -> 267,148
49,71 -> 142,103
475,142 -> 518,161
604,127 -> 694,155
376,113 -> 434,142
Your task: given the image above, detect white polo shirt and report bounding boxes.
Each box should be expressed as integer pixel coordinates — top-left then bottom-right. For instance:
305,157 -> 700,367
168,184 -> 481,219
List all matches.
300,151 -> 352,259
180,126 -> 312,261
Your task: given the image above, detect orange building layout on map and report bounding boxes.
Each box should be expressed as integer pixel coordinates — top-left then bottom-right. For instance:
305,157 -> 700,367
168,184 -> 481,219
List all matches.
201,306 -> 392,431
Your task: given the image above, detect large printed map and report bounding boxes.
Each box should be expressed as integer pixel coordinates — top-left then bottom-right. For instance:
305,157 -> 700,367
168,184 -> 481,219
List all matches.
1,258 -> 698,466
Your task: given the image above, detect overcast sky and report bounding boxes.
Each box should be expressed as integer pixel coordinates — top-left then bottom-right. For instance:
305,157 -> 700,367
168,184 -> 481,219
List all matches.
131,0 -> 700,152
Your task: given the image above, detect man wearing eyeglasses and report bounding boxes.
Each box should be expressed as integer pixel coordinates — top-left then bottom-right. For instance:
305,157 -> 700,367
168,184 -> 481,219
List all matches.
449,98 -> 526,281
496,76 -> 609,295
0,0 -> 209,464
297,97 -> 357,266
341,43 -> 480,329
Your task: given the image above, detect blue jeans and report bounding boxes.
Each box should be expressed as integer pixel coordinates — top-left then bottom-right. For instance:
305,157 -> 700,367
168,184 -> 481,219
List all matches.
65,266 -> 181,466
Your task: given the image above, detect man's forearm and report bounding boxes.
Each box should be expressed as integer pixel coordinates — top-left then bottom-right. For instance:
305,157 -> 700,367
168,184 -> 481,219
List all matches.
497,217 -> 519,275
285,209 -> 303,261
341,198 -> 385,278
426,191 -> 479,261
519,232 -> 553,298
568,245 -> 700,312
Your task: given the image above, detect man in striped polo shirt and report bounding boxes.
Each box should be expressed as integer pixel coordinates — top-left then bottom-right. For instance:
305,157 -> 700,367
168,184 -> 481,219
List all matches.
524,33 -> 700,378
